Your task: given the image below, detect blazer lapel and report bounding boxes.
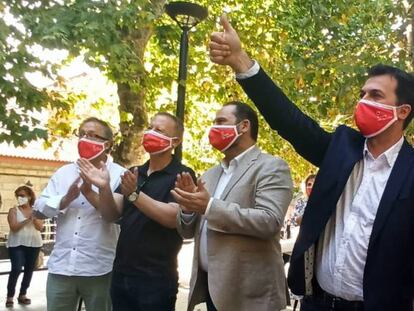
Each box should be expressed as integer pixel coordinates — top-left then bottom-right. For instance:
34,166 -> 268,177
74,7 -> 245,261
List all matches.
203,164 -> 222,195
369,140 -> 414,244
220,146 -> 260,200
292,136 -> 364,260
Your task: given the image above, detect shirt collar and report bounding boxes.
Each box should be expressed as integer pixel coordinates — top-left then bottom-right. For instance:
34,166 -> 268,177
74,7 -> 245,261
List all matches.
363,136 -> 404,167
220,145 -> 256,172
139,156 -> 181,176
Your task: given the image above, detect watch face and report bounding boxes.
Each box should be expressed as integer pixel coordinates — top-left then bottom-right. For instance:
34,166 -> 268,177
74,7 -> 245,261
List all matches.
128,192 -> 138,202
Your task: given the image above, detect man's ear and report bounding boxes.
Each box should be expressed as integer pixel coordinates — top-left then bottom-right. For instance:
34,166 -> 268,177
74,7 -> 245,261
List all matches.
398,104 -> 412,121
172,137 -> 182,149
105,141 -> 113,153
240,119 -> 250,134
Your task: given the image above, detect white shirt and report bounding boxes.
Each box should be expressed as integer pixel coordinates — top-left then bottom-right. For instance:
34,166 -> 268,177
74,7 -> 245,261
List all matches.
7,207 -> 43,248
199,145 -> 256,271
316,136 -> 404,300
34,160 -> 126,276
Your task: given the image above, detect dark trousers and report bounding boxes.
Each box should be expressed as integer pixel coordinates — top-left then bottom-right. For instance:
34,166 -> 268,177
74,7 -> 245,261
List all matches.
301,285 -> 364,311
7,246 -> 40,297
110,271 -> 178,311
301,295 -> 335,311
301,295 -> 364,311
206,287 -> 217,311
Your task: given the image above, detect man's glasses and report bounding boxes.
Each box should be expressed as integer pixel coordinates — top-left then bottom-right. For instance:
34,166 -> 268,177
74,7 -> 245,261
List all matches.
75,130 -> 110,141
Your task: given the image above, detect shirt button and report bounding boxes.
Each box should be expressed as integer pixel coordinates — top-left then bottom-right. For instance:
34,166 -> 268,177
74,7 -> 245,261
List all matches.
78,217 -> 81,219
81,202 -> 85,205
73,248 -> 76,250
75,232 -> 78,235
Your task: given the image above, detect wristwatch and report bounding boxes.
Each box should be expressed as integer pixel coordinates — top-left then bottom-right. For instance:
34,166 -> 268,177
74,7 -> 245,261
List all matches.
127,188 -> 140,203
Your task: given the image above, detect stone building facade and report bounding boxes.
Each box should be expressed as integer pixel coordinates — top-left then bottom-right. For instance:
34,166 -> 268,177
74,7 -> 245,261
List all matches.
0,155 -> 68,240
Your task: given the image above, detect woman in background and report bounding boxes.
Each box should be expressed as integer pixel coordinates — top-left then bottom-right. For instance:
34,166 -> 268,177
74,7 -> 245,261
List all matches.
290,174 -> 316,227
5,185 -> 43,308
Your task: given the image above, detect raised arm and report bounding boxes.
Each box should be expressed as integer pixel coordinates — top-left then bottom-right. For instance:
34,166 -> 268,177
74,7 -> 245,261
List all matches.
209,15 -> 332,167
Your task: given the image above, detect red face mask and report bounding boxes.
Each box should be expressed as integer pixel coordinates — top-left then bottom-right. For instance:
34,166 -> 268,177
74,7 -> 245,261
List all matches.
142,130 -> 176,155
208,124 -> 241,152
354,99 -> 400,138
78,138 -> 106,160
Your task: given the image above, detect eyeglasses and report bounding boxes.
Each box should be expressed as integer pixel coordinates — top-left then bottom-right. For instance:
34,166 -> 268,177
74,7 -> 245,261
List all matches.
75,130 -> 110,141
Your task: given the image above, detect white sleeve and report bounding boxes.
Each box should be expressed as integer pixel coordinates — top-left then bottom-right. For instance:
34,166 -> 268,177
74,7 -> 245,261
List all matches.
33,174 -> 67,218
235,60 -> 260,80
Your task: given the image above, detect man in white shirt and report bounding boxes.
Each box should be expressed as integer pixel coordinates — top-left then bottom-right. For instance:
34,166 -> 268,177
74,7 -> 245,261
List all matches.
208,15 -> 414,311
172,101 -> 293,311
34,117 -> 125,311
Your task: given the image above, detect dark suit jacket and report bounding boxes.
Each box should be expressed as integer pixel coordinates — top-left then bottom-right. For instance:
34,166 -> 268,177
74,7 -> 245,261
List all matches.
238,68 -> 414,311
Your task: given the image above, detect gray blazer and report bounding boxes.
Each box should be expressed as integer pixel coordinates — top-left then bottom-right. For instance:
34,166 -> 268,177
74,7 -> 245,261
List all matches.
177,146 -> 293,311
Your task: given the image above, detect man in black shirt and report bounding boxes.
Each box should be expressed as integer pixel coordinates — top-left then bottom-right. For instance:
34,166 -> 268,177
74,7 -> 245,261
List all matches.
78,112 -> 196,311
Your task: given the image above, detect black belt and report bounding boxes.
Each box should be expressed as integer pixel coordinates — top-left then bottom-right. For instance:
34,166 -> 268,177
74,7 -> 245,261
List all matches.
310,286 -> 364,311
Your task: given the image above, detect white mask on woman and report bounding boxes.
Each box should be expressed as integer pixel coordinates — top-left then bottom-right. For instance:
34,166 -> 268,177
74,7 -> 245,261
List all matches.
17,196 -> 29,206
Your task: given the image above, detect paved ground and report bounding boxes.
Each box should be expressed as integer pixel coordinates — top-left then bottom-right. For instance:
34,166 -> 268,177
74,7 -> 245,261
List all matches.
0,242 -> 294,310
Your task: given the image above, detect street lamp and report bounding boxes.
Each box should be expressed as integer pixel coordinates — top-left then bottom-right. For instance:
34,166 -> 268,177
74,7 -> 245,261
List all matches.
165,1 -> 208,160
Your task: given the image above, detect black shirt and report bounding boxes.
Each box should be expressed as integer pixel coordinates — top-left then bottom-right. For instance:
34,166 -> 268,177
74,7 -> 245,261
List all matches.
113,156 -> 195,279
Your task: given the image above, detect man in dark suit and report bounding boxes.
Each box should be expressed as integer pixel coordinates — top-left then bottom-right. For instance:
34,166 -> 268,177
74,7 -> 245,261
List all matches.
209,15 -> 414,311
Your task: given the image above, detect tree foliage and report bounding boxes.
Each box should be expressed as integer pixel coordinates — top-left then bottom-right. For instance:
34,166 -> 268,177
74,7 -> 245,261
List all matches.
0,0 -> 413,184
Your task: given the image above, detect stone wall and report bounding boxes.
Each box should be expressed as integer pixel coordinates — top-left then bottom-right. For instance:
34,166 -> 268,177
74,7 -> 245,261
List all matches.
0,156 -> 67,239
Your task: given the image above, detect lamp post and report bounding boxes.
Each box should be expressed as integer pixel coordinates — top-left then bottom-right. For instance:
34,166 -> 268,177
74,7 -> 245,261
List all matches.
165,1 -> 208,160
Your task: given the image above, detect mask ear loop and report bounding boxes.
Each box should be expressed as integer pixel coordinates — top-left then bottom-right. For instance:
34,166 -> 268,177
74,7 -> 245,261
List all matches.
219,125 -> 241,152
144,131 -> 177,155
104,140 -> 113,154
361,103 -> 398,138
235,119 -> 250,137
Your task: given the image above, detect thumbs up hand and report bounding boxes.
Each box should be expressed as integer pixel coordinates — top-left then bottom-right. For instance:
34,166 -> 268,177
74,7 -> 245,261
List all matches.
209,14 -> 254,73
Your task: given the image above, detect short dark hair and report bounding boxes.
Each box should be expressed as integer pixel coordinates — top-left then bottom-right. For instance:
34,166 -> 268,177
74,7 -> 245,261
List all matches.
368,64 -> 414,129
14,185 -> 36,206
154,112 -> 184,137
79,117 -> 114,141
305,174 -> 316,185
224,101 -> 259,141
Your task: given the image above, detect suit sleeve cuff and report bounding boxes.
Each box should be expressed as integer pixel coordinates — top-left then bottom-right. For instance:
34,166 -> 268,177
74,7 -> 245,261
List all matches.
235,60 -> 260,79
205,197 -> 214,216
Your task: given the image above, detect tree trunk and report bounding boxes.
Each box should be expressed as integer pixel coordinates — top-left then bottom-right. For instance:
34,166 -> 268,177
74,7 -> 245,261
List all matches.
112,25 -> 151,167
114,81 -> 147,167
112,0 -> 166,167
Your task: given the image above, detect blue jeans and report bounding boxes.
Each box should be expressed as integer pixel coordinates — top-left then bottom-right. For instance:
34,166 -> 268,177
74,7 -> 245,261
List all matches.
7,246 -> 40,297
111,271 -> 178,311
